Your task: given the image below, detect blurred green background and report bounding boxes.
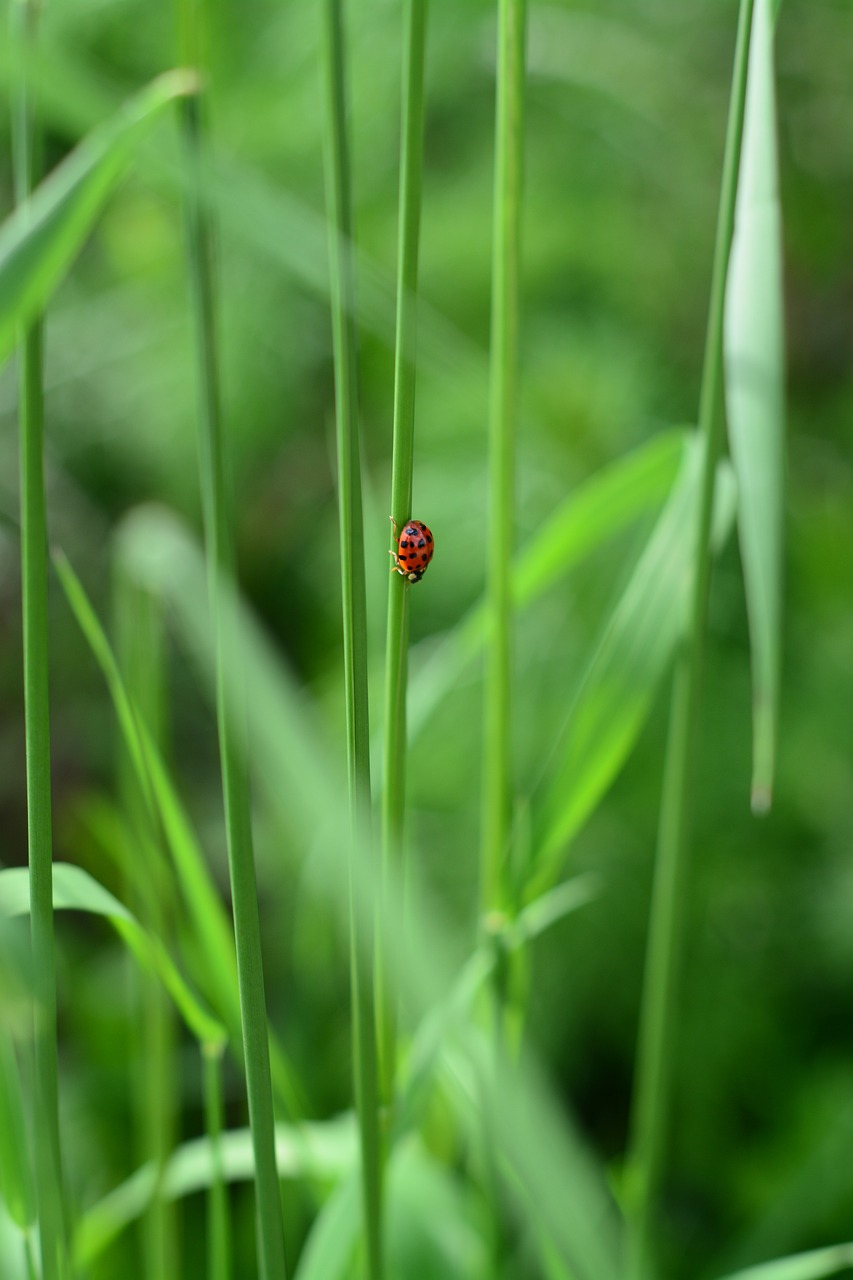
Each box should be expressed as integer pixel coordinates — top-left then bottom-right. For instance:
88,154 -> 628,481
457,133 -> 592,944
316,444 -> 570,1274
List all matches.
1,1 -> 851,1276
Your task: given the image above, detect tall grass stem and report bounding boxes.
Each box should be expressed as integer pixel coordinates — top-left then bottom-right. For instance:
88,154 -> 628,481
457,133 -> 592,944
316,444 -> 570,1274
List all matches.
179,26 -> 289,1280
321,3 -> 384,1277
481,0 -> 527,920
626,2 -> 755,1273
380,0 -> 428,1109
203,1043 -> 230,1280
11,4 -> 69,1276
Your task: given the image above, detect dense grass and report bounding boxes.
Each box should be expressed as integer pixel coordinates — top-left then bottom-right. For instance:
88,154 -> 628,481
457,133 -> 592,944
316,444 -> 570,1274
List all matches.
1,2 -> 852,1279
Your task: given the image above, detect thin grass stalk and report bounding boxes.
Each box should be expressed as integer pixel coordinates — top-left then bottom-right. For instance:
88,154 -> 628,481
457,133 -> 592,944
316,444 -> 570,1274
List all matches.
380,0 -> 428,1112
11,6 -> 69,1278
626,2 -> 755,1273
179,16 -> 288,1279
203,1042 -> 230,1280
481,0 -> 527,924
320,3 -> 383,1278
114,570 -> 176,1280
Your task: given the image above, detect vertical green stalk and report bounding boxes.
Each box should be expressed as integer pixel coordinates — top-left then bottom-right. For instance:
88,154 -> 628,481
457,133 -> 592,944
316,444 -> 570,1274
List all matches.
179,8 -> 288,1278
320,3 -> 383,1278
626,3 -> 754,1274
380,0 -> 428,1112
114,570 -> 176,1280
11,6 -> 69,1278
481,0 -> 527,923
203,1042 -> 230,1280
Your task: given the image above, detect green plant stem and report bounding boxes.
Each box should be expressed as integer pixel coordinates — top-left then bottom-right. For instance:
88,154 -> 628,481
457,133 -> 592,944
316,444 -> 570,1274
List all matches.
320,3 -> 384,1278
11,6 -> 69,1279
203,1042 -> 230,1280
380,0 -> 428,1113
626,2 -> 754,1274
114,570 -> 176,1280
481,0 -> 527,921
180,74 -> 288,1280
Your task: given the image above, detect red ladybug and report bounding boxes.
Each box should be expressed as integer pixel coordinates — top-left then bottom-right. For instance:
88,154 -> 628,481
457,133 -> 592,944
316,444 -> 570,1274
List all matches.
390,518 -> 435,584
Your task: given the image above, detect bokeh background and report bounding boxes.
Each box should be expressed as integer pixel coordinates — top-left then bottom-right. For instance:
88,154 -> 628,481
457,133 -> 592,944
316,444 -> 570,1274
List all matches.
1,1 -> 851,1276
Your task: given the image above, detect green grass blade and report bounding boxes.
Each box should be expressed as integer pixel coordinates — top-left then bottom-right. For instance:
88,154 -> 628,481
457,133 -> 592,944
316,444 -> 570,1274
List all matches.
54,550 -> 305,1115
380,0 -> 429,1113
715,1243 -> 853,1280
11,6 -> 68,1273
0,68 -> 198,369
74,1115 -> 356,1271
724,0 -> 785,812
0,1040 -> 35,1231
320,3 -> 384,1276
481,0 -> 527,916
530,445 -> 737,895
0,865 -> 225,1047
406,430 -> 686,744
292,1175 -> 360,1280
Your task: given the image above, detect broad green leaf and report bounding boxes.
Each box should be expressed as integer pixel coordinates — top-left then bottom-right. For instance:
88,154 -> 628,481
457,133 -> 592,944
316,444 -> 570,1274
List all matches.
0,69 -> 197,369
75,1114 -> 356,1269
0,863 -> 224,1047
408,430 -> 687,742
530,441 -> 737,896
715,1242 -> 853,1280
53,550 -> 305,1116
0,1040 -> 35,1230
723,0 -> 784,812
292,1174 -> 360,1280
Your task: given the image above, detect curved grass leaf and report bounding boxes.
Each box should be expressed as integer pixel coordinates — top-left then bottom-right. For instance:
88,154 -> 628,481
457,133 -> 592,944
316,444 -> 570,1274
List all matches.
530,441 -> 737,897
715,1242 -> 853,1280
75,1114 -> 356,1270
0,864 -> 224,1046
0,69 -> 198,370
53,550 -> 305,1116
408,430 -> 688,743
723,0 -> 784,812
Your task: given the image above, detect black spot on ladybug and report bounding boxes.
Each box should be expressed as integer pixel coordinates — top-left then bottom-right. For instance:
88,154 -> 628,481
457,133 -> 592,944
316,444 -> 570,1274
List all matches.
400,539 -> 409,548
417,538 -> 425,548
425,532 -> 433,542
421,554 -> 428,562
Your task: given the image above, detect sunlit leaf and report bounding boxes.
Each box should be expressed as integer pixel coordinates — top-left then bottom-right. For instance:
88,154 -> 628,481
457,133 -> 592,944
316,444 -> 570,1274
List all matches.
0,69 -> 197,369
715,1242 -> 853,1280
723,0 -> 784,812
54,550 -> 305,1116
75,1114 -> 356,1269
0,863 -> 224,1047
408,430 -> 688,742
530,442 -> 737,895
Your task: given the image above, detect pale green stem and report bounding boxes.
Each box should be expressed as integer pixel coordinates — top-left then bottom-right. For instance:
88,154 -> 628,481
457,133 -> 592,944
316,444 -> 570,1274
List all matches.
481,0 -> 527,921
12,4 -> 69,1276
380,0 -> 429,1112
321,3 -> 384,1277
626,3 -> 755,1275
180,68 -> 289,1280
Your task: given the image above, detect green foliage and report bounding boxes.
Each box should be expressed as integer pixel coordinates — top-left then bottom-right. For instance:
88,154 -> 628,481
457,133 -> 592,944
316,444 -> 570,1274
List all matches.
0,2 -> 849,1279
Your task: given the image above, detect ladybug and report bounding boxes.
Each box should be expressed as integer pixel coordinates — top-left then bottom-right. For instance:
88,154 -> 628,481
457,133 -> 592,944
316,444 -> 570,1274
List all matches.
390,518 -> 435,584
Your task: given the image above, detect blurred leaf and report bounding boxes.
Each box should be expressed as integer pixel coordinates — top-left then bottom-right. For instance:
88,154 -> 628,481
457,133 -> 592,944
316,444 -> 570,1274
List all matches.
53,550 -> 305,1115
0,70 -> 198,369
715,1242 -> 853,1280
396,874 -> 600,1140
294,1140 -> 488,1280
116,507 -> 625,1279
75,1113 -> 356,1270
408,430 -> 688,742
292,1173 -> 360,1280
723,0 -> 784,812
530,441 -> 737,895
0,863 -> 224,1046
0,1039 -> 35,1230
